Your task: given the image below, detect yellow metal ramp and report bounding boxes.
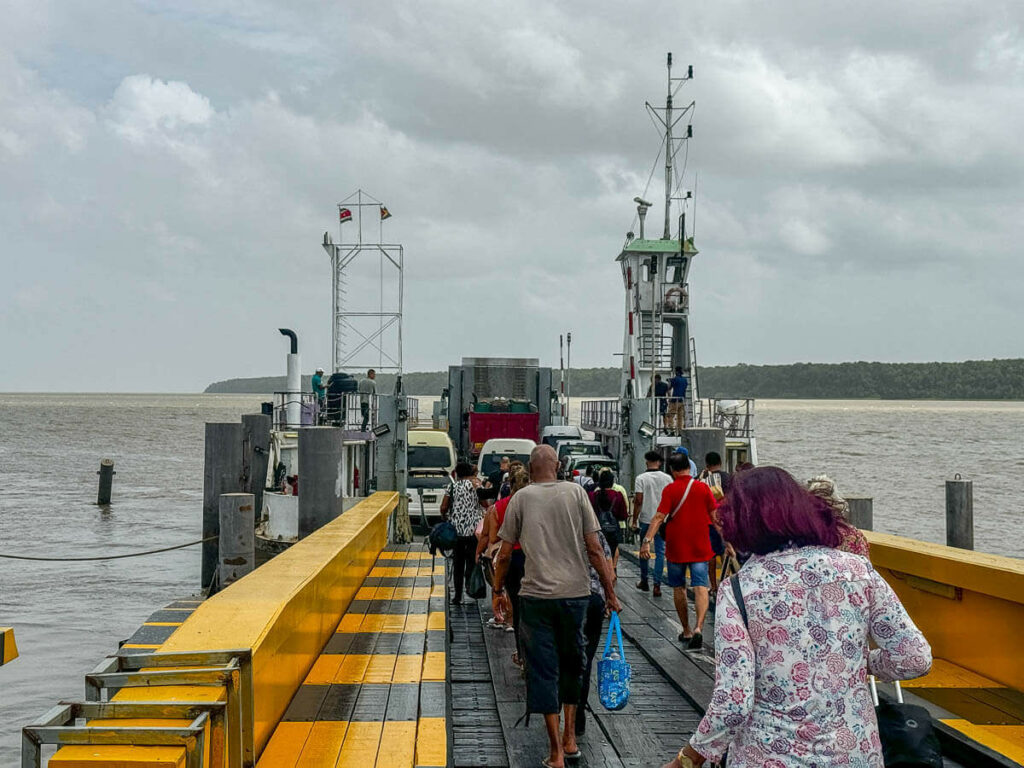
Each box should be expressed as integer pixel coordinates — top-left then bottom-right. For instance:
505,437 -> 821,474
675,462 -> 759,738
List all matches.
257,545 -> 447,768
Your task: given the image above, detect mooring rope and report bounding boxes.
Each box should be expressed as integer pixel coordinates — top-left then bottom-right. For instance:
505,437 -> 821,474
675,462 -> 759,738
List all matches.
0,536 -> 217,562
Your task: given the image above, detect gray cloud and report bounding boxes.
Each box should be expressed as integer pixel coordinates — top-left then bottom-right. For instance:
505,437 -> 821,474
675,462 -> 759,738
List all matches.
1,0 -> 1022,391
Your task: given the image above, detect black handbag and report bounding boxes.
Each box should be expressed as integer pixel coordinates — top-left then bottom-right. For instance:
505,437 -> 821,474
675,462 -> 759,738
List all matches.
871,678 -> 943,767
466,561 -> 487,600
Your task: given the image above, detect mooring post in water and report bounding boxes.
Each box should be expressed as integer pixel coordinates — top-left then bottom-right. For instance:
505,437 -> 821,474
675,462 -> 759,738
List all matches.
945,475 -> 974,550
846,496 -> 873,531
297,427 -> 344,539
202,423 -> 244,590
219,493 -> 255,588
96,459 -> 115,505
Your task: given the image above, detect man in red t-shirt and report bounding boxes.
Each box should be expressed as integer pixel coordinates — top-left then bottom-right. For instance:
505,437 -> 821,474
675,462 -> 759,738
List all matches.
639,452 -> 717,650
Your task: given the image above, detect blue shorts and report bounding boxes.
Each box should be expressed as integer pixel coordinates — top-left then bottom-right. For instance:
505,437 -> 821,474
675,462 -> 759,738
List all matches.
666,560 -> 710,589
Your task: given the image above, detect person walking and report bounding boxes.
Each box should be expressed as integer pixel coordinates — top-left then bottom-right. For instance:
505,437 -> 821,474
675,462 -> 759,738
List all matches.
589,469 -> 627,561
311,367 -> 327,423
640,453 -> 717,649
478,464 -> 530,651
441,462 -> 484,605
357,368 -> 376,431
673,445 -> 698,477
488,455 -> 511,493
493,445 -> 620,768
633,450 -> 672,596
665,366 -> 689,435
663,466 -> 931,768
698,451 -> 731,494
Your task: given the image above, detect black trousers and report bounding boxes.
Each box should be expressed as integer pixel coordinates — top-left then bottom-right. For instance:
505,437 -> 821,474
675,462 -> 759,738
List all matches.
519,595 -> 589,714
360,402 -> 370,431
451,536 -> 477,601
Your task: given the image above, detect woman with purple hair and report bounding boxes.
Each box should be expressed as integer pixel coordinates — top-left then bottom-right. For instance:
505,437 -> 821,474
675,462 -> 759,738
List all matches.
663,466 -> 931,768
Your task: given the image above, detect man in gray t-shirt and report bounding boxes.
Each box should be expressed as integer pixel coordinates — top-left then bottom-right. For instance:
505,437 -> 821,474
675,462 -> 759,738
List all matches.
356,368 -> 376,431
494,445 -> 620,768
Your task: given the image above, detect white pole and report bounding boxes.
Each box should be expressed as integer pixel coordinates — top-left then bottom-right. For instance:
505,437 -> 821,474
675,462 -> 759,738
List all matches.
663,52 -> 674,240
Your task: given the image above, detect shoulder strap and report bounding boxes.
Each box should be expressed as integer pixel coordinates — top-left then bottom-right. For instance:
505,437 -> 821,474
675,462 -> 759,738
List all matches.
730,576 -> 749,628
667,478 -> 695,522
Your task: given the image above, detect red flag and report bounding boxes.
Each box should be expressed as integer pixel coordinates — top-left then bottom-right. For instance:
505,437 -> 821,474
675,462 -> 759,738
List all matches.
339,207 -> 353,224
380,205 -> 392,220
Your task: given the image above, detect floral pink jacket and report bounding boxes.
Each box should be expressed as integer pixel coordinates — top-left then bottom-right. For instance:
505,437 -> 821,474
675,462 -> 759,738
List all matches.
690,546 -> 931,767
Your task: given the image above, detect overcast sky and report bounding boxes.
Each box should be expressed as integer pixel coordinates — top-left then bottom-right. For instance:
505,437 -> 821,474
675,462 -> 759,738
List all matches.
2,1 -> 1022,392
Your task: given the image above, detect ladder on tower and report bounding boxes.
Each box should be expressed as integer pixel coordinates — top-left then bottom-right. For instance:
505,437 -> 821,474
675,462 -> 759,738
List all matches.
636,311 -> 673,370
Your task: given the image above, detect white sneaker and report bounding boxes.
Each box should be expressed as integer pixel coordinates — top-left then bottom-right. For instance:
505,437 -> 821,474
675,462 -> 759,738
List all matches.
486,617 -> 504,629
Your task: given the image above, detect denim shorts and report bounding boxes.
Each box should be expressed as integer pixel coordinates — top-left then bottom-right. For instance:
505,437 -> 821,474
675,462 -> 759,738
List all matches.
666,559 -> 710,589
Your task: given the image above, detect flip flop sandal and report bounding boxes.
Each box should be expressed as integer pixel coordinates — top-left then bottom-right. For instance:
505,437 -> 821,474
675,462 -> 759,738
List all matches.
564,749 -> 582,760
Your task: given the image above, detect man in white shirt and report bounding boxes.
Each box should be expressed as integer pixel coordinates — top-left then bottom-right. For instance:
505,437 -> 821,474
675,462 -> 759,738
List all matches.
632,450 -> 672,596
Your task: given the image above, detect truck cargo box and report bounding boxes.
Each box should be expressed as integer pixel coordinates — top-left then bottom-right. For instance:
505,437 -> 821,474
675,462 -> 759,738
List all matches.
468,412 -> 540,452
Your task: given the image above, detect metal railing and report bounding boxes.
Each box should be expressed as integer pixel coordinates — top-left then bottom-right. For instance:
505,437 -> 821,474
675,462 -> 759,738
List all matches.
695,398 -> 756,438
580,399 -> 621,432
272,392 -> 419,433
581,396 -> 756,439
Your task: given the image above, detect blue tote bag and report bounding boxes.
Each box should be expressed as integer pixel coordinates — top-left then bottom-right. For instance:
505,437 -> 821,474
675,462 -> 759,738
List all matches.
597,611 -> 631,710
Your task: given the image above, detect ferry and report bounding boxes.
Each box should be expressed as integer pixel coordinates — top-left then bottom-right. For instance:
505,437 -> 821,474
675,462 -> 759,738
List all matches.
12,55 -> 1024,768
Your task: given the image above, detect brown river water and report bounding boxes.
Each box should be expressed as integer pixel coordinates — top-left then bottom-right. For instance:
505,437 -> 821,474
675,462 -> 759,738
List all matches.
1,393 -> 1022,760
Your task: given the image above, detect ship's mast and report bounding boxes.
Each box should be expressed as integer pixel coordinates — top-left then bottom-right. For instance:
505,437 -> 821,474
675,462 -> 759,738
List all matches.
647,54 -> 694,242
663,53 -> 673,240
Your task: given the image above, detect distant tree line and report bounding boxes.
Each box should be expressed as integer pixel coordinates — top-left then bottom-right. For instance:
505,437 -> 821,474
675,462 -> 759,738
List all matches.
205,358 -> 1024,400
204,371 -> 447,395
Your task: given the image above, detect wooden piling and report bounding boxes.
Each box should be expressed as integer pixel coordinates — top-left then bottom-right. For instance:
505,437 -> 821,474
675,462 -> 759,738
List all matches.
945,476 -> 974,550
846,496 -> 873,531
219,493 -> 255,588
96,459 -> 115,505
202,423 -> 244,590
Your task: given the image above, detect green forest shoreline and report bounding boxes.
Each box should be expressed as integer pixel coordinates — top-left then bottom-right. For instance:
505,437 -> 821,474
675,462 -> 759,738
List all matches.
206,358 -> 1024,400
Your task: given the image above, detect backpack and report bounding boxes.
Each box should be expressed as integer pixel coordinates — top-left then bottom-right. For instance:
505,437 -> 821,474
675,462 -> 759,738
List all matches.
428,520 -> 458,555
593,490 -> 620,537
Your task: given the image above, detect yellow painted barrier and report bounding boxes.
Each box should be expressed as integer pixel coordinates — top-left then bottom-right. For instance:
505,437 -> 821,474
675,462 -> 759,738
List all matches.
0,627 -> 17,665
161,491 -> 396,755
50,491 -> 398,767
866,531 -> 1024,691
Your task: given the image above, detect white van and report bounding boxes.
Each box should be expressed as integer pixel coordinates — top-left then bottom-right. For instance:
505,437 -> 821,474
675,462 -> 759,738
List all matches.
406,430 -> 457,524
476,438 -> 536,485
540,425 -> 582,448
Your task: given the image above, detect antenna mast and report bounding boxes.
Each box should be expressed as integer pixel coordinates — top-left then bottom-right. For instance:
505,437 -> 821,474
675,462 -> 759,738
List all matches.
663,53 -> 673,240
646,53 -> 694,241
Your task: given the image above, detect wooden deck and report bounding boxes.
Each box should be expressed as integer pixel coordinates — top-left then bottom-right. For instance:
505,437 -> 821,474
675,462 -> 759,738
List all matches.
449,552 -> 714,768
